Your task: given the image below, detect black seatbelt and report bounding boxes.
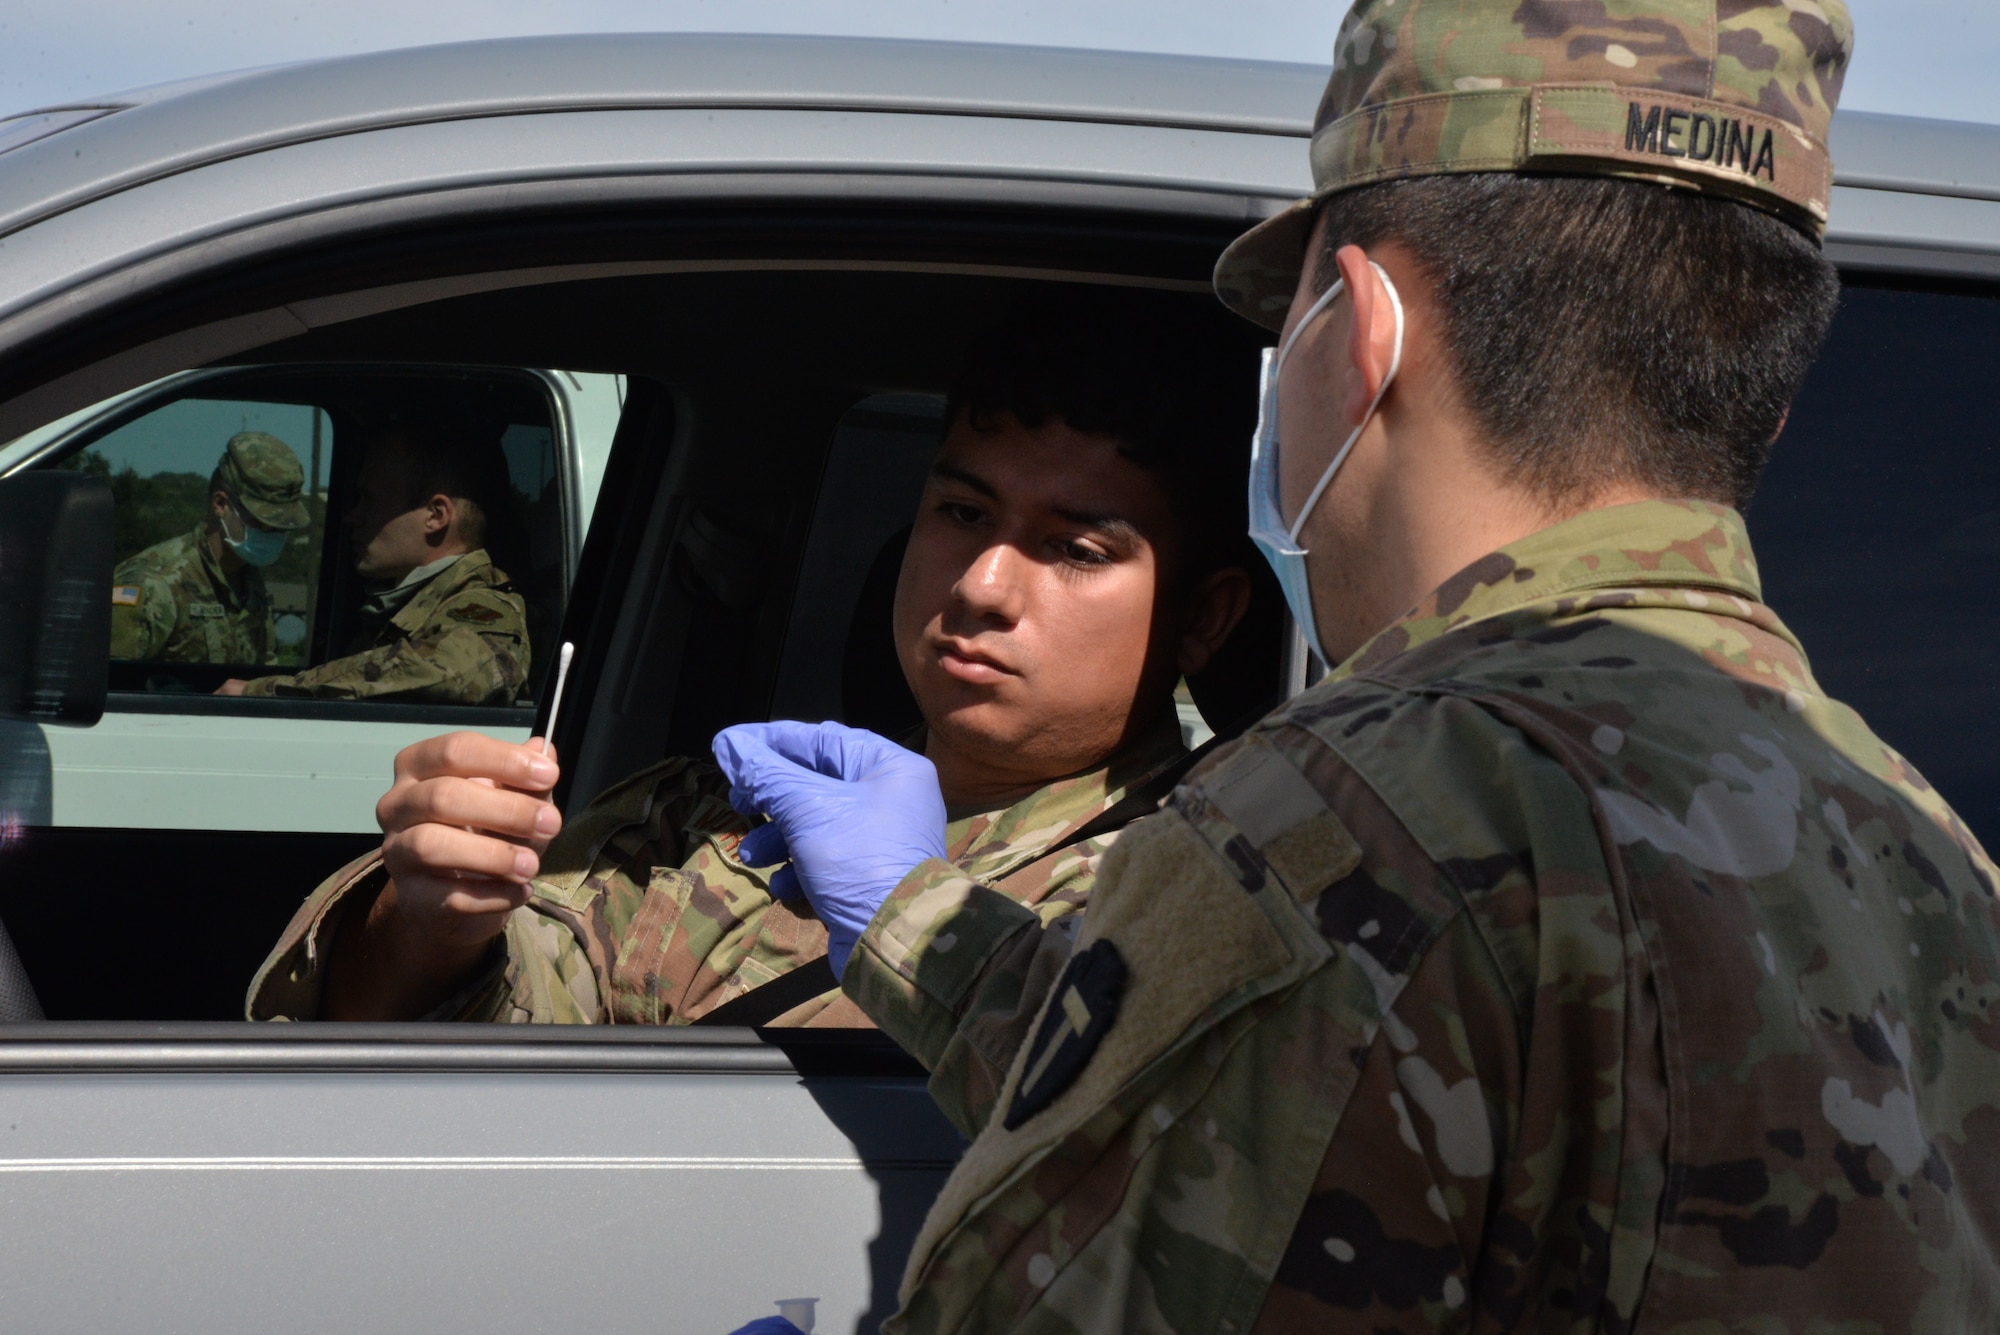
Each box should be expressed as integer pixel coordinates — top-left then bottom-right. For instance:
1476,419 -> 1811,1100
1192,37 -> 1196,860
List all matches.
690,956 -> 839,1028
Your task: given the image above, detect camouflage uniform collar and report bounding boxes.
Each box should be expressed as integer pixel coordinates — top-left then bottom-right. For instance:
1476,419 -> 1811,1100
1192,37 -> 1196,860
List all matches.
949,711 -> 1188,882
384,549 -> 496,632
360,549 -> 475,624
1335,499 -> 1770,681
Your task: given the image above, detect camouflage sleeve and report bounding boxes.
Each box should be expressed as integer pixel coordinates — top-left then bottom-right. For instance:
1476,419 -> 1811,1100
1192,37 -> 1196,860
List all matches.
244,850 -> 525,1021
239,606 -> 526,704
245,850 -> 390,1019
844,841 -> 1103,1138
108,572 -> 174,661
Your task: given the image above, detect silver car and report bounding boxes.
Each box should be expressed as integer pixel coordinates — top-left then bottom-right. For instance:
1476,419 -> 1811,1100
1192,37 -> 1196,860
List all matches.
0,34 -> 1995,1333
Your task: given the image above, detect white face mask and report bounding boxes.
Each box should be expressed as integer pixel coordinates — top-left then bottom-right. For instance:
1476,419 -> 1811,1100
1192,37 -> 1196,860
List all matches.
1246,260 -> 1405,669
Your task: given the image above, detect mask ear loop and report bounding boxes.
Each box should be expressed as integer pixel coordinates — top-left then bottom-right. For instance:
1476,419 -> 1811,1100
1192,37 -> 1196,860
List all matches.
1283,262 -> 1406,546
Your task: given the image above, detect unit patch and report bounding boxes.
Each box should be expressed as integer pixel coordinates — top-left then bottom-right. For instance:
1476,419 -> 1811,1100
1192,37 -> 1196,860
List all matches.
448,603 -> 504,625
111,586 -> 142,607
1003,939 -> 1128,1131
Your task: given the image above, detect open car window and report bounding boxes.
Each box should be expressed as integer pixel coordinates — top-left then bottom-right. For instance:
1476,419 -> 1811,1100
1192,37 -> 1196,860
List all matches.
68,394 -> 331,677
51,365 -> 582,705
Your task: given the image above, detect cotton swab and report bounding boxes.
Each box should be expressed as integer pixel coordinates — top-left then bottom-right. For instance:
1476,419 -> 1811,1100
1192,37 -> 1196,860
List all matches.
539,641 -> 575,756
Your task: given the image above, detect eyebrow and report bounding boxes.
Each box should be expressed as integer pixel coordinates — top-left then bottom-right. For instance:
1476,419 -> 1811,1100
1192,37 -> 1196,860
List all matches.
931,459 -> 997,499
929,460 -> 1147,546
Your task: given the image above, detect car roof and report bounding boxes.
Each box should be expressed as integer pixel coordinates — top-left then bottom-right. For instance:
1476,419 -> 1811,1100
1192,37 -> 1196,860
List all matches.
1,33 -> 1994,238
0,34 -> 1328,242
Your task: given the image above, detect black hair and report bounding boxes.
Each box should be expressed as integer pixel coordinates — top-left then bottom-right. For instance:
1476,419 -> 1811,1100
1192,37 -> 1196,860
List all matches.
369,414 -> 514,551
1313,173 -> 1842,508
946,288 -> 1260,587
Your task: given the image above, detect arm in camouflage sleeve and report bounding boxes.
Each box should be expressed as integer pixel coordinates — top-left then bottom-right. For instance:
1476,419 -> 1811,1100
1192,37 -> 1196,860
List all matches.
239,624 -> 526,704
249,756 -> 736,1024
844,853 -> 1093,1138
245,853 -> 532,1020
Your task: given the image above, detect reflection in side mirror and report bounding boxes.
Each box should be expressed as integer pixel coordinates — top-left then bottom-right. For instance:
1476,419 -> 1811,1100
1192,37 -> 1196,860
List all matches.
0,471 -> 112,725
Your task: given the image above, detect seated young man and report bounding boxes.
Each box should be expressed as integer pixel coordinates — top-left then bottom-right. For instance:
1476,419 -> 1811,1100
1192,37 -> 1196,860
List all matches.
219,419 -> 529,705
247,300 -> 1255,1055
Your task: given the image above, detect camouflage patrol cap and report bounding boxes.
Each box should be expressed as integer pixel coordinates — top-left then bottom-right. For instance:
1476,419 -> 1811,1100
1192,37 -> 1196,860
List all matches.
1215,0 -> 1854,329
216,431 -> 310,531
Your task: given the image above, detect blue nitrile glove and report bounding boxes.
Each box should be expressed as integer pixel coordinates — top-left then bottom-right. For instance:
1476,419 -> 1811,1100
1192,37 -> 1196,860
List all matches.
713,720 -> 947,976
724,1319 -> 802,1335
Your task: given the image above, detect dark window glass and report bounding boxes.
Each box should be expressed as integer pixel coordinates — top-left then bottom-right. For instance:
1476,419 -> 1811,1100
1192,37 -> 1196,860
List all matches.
769,394 -> 946,725
1753,282 -> 2000,850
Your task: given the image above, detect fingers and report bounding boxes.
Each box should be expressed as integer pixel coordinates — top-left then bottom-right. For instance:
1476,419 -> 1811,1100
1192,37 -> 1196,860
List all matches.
388,871 -> 530,942
716,720 -> 882,780
394,731 -> 559,793
384,821 -> 542,886
379,775 -> 561,847
712,726 -> 831,819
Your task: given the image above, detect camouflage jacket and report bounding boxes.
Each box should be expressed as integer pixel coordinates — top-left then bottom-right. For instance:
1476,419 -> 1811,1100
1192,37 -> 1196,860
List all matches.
109,524 -> 275,665
239,549 -> 529,706
246,717 -> 1188,1042
847,501 -> 2000,1333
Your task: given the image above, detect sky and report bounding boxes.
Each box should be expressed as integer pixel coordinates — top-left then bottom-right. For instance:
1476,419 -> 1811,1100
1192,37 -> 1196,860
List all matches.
1,0 -> 1994,126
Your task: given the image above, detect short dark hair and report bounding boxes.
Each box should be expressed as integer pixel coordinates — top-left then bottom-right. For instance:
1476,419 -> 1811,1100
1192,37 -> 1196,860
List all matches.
946,289 -> 1259,587
1313,173 -> 1842,508
369,416 -> 513,550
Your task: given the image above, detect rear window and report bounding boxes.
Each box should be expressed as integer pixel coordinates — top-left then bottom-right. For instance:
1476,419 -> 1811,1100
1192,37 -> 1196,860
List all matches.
1753,280 -> 2000,850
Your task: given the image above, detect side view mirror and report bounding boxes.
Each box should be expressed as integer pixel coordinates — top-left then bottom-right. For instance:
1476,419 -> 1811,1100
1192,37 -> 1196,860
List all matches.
0,471 -> 112,726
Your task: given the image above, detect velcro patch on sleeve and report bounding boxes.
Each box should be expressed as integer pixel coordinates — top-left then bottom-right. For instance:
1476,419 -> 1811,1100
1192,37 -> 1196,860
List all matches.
1002,939 -> 1127,1131
1201,737 -> 1360,901
448,603 -> 505,625
112,586 -> 142,607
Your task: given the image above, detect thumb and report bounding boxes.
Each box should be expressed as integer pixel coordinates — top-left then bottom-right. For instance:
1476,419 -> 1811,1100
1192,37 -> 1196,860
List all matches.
735,821 -> 789,868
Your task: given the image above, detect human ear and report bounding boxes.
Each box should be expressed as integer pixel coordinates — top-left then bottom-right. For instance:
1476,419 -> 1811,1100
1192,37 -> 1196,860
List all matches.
423,493 -> 453,537
1335,244 -> 1400,427
1176,566 -> 1254,677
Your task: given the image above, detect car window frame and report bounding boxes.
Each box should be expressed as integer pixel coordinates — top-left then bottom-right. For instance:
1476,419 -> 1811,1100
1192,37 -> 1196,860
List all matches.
31,360 -> 576,717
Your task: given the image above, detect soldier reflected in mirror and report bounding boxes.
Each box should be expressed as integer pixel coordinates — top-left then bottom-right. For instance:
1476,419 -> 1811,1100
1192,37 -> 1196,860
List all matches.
218,417 -> 530,705
108,431 -> 311,667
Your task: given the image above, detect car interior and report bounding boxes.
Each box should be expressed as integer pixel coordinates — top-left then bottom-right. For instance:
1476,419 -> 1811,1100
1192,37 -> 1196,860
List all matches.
0,226 -> 1286,1026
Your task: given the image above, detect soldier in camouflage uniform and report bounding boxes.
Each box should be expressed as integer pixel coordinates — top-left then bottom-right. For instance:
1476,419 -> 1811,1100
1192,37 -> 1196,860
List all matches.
248,297 -> 1257,1030
720,2 -> 2000,1330
225,423 -> 528,705
108,431 -> 310,664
